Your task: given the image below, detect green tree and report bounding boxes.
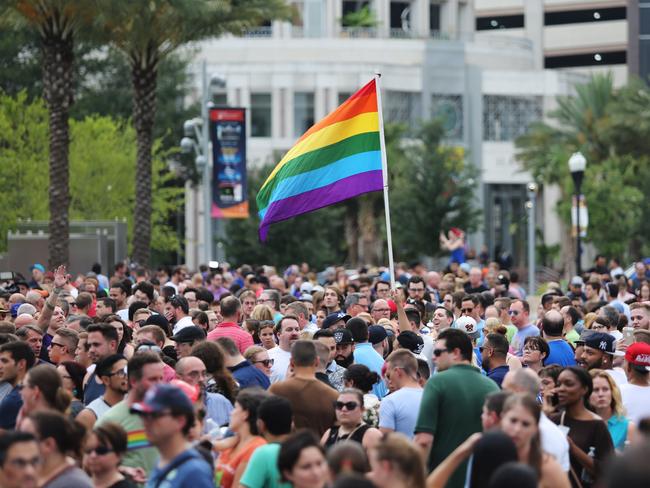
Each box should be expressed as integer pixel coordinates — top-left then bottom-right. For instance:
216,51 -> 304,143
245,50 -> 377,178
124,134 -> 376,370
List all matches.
224,160 -> 347,269
0,91 -> 182,256
0,0 -> 96,267
96,0 -> 291,266
388,120 -> 481,262
516,73 -> 646,263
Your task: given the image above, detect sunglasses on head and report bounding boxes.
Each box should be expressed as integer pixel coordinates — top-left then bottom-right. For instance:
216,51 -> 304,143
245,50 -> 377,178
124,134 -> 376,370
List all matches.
334,401 -> 359,411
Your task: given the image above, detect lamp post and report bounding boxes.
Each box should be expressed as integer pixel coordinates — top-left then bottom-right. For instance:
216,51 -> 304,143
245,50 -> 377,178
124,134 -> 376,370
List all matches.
526,182 -> 537,295
180,60 -> 219,266
568,152 -> 586,276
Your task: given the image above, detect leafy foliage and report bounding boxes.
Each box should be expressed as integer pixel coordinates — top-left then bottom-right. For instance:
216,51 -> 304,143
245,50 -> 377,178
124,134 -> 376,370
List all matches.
516,73 -> 649,259
388,120 -> 482,262
0,91 -> 181,254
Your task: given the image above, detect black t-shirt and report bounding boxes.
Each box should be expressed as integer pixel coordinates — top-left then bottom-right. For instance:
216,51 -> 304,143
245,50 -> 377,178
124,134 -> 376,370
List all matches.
464,284 -> 488,294
109,479 -> 137,488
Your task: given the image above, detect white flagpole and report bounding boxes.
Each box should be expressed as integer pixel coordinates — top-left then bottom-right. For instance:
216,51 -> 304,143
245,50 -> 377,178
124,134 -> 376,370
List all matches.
374,72 -> 396,290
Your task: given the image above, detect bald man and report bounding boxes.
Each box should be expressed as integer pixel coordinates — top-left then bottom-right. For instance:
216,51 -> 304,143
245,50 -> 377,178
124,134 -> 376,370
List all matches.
175,356 -> 232,426
502,369 -> 570,472
370,299 -> 391,323
541,310 -> 576,367
14,314 -> 36,329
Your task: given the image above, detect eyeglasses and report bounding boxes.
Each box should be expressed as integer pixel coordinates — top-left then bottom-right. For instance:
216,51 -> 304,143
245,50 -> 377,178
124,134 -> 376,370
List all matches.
105,367 -> 128,378
135,319 -> 147,327
334,401 -> 359,411
433,348 -> 450,357
461,308 -> 474,314
253,359 -> 274,367
84,445 -> 114,456
136,344 -> 162,354
50,342 -> 65,349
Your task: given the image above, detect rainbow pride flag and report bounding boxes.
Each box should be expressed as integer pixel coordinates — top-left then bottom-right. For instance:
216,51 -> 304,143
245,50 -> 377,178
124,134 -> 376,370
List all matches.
256,79 -> 384,241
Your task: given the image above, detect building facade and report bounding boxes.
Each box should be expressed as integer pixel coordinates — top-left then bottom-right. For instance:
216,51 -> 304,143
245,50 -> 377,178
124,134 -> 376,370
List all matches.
183,0 -> 625,273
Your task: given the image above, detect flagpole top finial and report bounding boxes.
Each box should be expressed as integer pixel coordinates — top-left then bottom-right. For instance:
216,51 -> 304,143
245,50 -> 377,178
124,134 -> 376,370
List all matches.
374,71 -> 382,78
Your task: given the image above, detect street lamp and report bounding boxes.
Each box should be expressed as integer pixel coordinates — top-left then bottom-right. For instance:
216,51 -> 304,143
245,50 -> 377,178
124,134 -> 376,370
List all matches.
568,152 -> 586,276
526,182 -> 537,295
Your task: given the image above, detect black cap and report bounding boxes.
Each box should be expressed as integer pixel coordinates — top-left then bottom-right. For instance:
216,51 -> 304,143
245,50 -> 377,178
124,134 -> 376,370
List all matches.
368,325 -> 388,345
322,312 -> 351,330
170,326 -> 206,343
584,332 -> 623,356
333,328 -> 354,345
397,330 -> 424,355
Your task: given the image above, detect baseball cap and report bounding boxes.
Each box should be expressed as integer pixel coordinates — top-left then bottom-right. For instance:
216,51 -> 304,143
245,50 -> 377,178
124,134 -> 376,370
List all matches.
584,332 -> 624,357
169,379 -> 201,402
575,328 -> 596,345
131,383 -> 193,415
300,282 -> 314,294
453,316 -> 480,340
397,331 -> 424,355
368,325 -> 388,345
322,312 -> 350,330
570,276 -> 584,287
170,326 -> 206,343
333,328 -> 354,345
299,293 -> 313,303
30,263 -> 45,274
625,342 -> 650,371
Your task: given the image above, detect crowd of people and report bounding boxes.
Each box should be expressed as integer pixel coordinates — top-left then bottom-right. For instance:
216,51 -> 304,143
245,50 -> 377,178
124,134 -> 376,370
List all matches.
0,255 -> 649,488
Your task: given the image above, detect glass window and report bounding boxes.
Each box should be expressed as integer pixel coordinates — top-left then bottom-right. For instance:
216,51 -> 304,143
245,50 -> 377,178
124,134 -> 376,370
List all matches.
251,93 -> 271,137
384,90 -> 421,131
294,92 -> 315,137
431,94 -> 463,140
338,91 -> 353,105
482,95 -> 543,141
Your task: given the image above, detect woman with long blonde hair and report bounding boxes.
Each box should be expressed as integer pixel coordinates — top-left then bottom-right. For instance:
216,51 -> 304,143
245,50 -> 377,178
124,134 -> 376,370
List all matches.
589,369 -> 636,451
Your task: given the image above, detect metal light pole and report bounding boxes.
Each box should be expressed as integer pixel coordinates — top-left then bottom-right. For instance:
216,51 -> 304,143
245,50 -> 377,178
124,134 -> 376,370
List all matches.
526,182 -> 537,295
180,60 -> 214,267
569,152 -> 586,276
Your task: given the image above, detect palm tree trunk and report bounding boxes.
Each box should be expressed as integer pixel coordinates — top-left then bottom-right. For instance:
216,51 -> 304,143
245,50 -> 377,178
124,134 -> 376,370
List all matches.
131,55 -> 158,266
42,27 -> 74,268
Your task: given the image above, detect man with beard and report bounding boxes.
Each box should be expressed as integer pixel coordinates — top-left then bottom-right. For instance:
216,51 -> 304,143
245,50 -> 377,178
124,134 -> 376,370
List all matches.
96,352 -> 165,477
332,328 -> 355,368
581,332 -> 627,388
268,316 -> 301,383
164,295 -> 194,335
76,354 -> 129,430
313,329 -> 346,391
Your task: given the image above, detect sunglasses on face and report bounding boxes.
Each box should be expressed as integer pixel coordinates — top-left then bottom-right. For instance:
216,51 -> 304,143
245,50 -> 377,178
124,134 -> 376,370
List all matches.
433,348 -> 450,357
508,310 -> 520,316
334,401 -> 359,411
253,359 -> 274,367
461,308 -> 474,313
84,445 -> 113,456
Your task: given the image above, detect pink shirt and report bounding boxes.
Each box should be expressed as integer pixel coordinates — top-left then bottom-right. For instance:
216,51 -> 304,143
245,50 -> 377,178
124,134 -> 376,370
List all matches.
207,322 -> 254,354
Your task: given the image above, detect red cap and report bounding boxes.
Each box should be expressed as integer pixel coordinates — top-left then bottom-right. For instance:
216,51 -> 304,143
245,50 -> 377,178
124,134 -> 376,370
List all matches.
625,342 -> 650,370
387,299 -> 397,315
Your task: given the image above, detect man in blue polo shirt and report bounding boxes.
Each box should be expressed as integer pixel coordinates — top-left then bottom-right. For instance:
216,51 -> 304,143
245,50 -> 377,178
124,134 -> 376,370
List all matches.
217,337 -> 270,389
346,318 -> 387,398
542,310 -> 576,367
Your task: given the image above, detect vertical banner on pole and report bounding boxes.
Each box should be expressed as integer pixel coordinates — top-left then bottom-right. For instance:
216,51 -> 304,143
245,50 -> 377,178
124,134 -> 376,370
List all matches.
210,107 -> 249,218
571,194 -> 588,237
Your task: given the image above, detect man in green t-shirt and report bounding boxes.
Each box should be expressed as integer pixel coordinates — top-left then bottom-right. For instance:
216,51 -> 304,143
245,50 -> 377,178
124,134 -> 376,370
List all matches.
96,352 -> 165,478
240,396 -> 293,488
414,328 -> 499,488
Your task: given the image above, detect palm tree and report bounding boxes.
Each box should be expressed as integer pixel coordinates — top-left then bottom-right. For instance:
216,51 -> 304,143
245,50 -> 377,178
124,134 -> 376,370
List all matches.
98,0 -> 291,266
1,1 -> 93,267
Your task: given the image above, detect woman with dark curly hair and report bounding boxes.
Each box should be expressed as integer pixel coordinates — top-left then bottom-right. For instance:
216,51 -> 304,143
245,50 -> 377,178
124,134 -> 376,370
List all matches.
57,361 -> 86,417
343,364 -> 380,426
190,340 -> 238,403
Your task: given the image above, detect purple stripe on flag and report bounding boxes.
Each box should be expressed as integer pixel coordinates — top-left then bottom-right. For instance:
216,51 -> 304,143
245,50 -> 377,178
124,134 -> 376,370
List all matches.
259,170 -> 384,241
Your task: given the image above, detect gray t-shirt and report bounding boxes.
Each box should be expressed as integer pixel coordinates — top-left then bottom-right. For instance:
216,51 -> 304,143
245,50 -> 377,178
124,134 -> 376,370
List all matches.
43,466 -> 93,488
378,386 -> 424,438
86,396 -> 112,421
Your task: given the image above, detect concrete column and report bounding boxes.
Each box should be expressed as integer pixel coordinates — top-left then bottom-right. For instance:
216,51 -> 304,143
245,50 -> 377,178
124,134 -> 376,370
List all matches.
442,0 -> 459,39
239,85 -> 251,140
413,0 -> 430,38
184,181 -> 198,271
459,0 -> 475,40
375,0 -> 390,38
271,86 -> 283,139
524,0 -> 544,70
332,0 -> 343,37
314,86 -> 327,122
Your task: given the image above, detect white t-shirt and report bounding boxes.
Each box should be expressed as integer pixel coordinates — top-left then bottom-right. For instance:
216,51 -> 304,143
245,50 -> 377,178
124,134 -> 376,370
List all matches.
172,315 -> 194,335
420,334 -> 434,372
605,368 -> 628,389
619,383 -> 650,425
268,347 -> 292,383
539,412 -> 570,472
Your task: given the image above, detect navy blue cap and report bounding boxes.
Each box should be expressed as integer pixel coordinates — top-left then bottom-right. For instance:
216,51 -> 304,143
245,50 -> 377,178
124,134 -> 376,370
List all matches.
322,312 -> 351,330
131,384 -> 194,414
